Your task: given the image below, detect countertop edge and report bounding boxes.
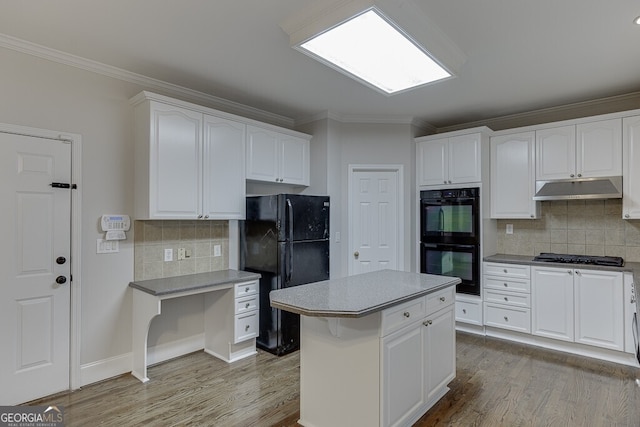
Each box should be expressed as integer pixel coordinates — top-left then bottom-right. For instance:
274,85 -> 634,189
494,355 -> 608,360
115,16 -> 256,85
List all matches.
483,254 -> 640,276
129,270 -> 261,296
270,279 -> 459,318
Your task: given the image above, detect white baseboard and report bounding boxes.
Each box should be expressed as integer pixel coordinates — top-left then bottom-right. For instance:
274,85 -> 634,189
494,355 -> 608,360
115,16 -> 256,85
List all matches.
80,353 -> 132,387
80,333 -> 205,387
147,333 -> 205,366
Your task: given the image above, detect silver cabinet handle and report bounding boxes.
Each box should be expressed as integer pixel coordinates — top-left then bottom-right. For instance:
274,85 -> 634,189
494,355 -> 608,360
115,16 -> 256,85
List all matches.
403,312 -> 410,318
625,214 -> 630,218
577,174 -> 582,177
439,296 -> 446,302
197,214 -> 203,219
570,174 -> 575,178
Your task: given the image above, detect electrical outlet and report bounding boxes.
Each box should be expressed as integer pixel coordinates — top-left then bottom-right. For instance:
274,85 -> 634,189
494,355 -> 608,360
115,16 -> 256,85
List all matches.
178,248 -> 186,260
213,244 -> 222,257
164,248 -> 173,262
506,224 -> 513,235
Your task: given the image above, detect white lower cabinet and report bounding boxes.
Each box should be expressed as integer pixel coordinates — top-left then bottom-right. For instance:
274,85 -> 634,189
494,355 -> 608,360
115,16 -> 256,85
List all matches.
483,262 -> 532,333
381,286 -> 455,427
532,266 -> 624,351
233,281 -> 259,343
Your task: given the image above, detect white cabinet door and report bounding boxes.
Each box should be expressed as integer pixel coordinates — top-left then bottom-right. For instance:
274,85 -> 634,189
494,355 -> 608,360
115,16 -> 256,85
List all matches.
448,133 -> 481,184
246,125 -> 310,185
576,118 -> 622,178
531,267 -> 574,342
148,102 -> 202,219
536,125 -> 575,180
280,134 -> 309,186
246,126 -> 279,183
574,269 -> 624,351
203,115 -> 246,219
423,306 -> 455,402
381,323 -> 424,427
623,115 -> 640,219
490,131 -> 539,218
417,139 -> 448,186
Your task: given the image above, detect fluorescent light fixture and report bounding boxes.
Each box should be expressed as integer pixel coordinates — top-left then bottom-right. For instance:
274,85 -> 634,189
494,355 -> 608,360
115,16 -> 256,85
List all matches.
297,8 -> 451,94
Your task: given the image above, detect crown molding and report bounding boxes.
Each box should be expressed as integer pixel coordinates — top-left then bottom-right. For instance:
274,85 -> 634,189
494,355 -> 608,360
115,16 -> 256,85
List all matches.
436,91 -> 640,133
296,110 -> 436,131
0,33 -> 296,128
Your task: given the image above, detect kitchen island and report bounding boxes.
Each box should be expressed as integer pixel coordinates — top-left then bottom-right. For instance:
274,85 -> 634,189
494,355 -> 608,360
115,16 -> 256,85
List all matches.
270,269 -> 460,427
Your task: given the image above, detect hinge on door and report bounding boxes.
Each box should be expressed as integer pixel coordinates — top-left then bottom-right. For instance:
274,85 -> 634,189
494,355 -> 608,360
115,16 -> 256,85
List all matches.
50,182 -> 77,189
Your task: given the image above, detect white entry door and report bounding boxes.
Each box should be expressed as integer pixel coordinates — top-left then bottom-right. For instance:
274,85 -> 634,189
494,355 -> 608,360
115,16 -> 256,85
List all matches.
349,166 -> 403,275
0,132 -> 72,405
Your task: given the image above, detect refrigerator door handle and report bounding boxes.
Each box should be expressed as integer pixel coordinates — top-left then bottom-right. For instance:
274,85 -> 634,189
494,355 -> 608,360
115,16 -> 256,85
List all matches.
286,198 -> 294,283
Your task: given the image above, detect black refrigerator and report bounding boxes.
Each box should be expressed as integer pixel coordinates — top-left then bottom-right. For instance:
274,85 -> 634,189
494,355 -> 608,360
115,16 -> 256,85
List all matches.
240,194 -> 330,355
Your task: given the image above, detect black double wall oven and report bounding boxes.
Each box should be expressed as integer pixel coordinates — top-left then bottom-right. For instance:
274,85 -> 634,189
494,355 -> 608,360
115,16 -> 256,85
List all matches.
420,188 -> 480,296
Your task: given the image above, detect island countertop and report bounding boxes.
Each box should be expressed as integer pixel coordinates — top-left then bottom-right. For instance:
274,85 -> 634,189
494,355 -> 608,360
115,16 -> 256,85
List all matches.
270,269 -> 460,318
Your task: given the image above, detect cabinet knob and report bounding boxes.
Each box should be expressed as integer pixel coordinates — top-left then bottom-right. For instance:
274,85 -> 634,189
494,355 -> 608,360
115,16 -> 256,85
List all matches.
443,180 -> 447,184
423,320 -> 433,326
245,325 -> 250,331
567,270 -> 572,275
275,178 -> 279,182
570,174 -> 575,178
204,215 -> 209,219
448,180 -> 452,184
503,269 -> 508,273
403,311 -> 410,318
504,297 -> 508,301
504,316 -> 509,322
575,270 -> 580,276
530,214 -> 534,218
503,282 -> 508,287
577,174 -> 582,177
625,214 -> 630,219
197,214 -> 203,219
439,296 -> 446,302
245,303 -> 250,308
462,309 -> 467,314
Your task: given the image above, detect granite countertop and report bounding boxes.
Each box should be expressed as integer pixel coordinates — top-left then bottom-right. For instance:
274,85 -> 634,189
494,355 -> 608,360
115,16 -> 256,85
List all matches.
129,269 -> 261,296
483,253 -> 640,278
269,269 -> 460,318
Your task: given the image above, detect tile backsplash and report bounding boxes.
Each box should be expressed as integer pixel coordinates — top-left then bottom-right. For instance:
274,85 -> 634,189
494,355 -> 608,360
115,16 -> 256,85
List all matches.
496,199 -> 640,262
134,220 -> 229,281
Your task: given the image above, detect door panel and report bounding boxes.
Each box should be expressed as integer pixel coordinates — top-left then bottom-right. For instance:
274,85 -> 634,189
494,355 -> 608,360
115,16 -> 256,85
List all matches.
0,132 -> 71,405
350,169 -> 400,275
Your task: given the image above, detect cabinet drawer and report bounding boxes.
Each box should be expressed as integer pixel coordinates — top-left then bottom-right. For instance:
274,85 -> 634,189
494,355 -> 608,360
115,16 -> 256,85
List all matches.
484,303 -> 531,333
426,286 -> 455,314
381,297 -> 426,336
484,276 -> 531,293
234,311 -> 259,343
485,289 -> 530,308
235,281 -> 258,298
484,262 -> 530,279
235,295 -> 259,315
455,299 -> 482,325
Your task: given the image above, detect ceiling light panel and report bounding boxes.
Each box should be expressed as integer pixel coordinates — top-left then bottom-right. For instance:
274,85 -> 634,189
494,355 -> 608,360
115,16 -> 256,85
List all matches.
297,8 -> 451,95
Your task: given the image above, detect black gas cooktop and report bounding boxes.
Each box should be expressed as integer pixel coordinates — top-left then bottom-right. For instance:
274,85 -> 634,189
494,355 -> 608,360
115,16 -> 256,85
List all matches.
532,253 -> 624,267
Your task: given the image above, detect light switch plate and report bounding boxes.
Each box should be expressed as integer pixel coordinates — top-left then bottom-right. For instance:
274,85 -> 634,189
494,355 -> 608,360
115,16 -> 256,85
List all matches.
213,244 -> 222,257
164,248 -> 173,262
97,238 -> 119,254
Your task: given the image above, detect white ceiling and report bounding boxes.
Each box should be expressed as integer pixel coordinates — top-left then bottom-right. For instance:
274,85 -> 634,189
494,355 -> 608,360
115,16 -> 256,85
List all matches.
1,0 -> 639,129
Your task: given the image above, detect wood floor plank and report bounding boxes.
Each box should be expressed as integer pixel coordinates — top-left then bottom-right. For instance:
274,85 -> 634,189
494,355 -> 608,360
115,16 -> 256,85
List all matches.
27,332 -> 640,426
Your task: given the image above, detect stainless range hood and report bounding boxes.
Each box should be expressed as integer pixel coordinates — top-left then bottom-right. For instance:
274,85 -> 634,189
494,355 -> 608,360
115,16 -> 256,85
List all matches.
533,176 -> 623,201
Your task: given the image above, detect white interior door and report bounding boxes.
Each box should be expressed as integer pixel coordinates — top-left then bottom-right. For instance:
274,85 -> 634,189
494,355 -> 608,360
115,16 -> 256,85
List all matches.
349,166 -> 403,275
0,132 -> 71,405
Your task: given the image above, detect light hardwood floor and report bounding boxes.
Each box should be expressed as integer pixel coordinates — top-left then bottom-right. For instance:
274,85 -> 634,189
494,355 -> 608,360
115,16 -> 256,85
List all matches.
29,332 -> 640,426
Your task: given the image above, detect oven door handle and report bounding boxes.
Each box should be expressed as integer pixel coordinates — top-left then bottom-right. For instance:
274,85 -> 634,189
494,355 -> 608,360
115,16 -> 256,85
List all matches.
422,243 -> 476,250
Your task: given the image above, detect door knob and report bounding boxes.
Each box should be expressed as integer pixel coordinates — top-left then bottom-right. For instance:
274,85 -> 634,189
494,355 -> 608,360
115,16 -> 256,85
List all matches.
56,256 -> 66,265
55,276 -> 67,285
354,251 -> 359,258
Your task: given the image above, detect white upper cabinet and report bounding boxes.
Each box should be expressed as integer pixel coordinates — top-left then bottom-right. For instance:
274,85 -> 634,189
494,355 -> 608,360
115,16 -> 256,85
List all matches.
417,131 -> 484,186
490,131 -> 539,219
623,115 -> 640,219
132,93 -> 246,220
202,115 -> 246,219
536,118 -> 622,180
246,125 -> 310,186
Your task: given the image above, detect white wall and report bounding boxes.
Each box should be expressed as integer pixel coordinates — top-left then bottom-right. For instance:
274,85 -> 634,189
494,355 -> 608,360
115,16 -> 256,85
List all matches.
0,48 -> 138,374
